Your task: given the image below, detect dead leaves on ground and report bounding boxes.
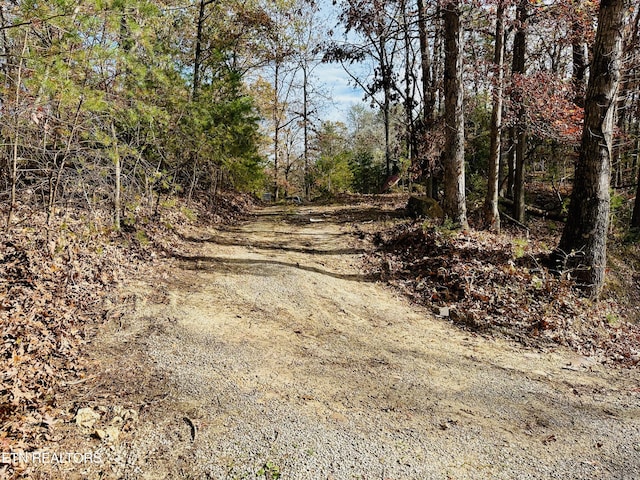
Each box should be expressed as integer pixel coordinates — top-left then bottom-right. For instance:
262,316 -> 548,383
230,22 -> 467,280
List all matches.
367,220 -> 640,367
0,213 -> 133,478
0,192 -> 254,478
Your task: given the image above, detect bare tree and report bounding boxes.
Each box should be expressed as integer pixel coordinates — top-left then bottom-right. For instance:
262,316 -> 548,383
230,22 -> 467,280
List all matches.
512,0 -> 528,223
484,1 -> 506,232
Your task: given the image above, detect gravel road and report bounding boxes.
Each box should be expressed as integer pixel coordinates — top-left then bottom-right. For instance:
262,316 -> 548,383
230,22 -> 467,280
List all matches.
40,202 -> 640,479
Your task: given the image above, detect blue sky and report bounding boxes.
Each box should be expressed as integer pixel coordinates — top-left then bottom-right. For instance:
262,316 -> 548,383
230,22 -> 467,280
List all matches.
314,62 -> 366,123
311,0 -> 368,124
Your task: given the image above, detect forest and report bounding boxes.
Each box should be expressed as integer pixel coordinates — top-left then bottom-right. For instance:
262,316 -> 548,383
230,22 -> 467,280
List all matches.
2,0 -> 639,288
1,0 -> 640,478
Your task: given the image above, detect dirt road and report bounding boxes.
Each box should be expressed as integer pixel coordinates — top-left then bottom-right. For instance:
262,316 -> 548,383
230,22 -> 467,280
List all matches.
45,202 -> 640,479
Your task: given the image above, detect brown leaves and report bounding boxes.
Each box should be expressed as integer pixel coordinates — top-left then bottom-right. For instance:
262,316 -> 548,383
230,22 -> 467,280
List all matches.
0,193 -> 255,478
368,219 -> 640,367
0,208 -> 130,478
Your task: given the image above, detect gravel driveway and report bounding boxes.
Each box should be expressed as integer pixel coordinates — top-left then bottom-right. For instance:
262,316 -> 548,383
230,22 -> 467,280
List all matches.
40,202 -> 640,479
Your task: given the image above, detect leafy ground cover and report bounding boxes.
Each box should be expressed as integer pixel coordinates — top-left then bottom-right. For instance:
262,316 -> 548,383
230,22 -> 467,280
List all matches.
0,192 -> 253,478
366,212 -> 640,367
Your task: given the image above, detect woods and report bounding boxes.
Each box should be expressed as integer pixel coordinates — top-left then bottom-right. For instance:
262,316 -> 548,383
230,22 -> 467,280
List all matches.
555,0 -> 627,298
322,0 -> 637,298
1,2 -> 639,358
3,1 -> 640,478
2,1 -> 639,249
1,0 -> 266,232
0,2 -> 639,336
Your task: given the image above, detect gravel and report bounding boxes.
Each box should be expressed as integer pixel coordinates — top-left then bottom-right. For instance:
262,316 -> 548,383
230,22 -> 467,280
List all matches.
39,203 -> 640,480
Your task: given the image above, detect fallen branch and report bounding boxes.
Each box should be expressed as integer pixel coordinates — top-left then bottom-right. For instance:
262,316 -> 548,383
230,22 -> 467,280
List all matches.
499,210 -> 529,237
499,197 -> 566,222
183,416 -> 197,442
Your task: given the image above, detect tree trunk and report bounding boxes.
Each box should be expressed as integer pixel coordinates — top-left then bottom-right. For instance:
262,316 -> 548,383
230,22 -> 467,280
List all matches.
302,64 -> 310,200
193,0 -> 210,100
433,5 -> 444,116
111,122 -> 121,231
632,163 -> 640,229
401,0 -> 414,170
0,6 -> 12,196
514,127 -> 527,222
630,121 -> 640,228
417,0 -> 434,123
512,0 -> 528,223
417,0 -> 437,193
273,58 -> 280,201
572,23 -> 587,107
484,2 -> 506,232
6,30 -> 28,230
442,0 -> 467,228
498,141 -> 506,197
381,35 -> 392,177
556,0 -> 627,298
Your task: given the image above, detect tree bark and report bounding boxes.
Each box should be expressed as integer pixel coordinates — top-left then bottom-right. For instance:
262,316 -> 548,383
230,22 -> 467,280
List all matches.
111,122 -> 121,231
302,63 -> 310,200
442,0 -> 467,228
417,0 -> 434,123
417,0 -> 439,194
630,120 -> 640,228
193,0 -> 213,100
6,29 -> 28,231
484,2 -> 506,232
381,34 -> 392,177
401,0 -> 414,170
273,57 -> 280,201
556,0 -> 627,298
512,0 -> 528,223
572,24 -> 587,107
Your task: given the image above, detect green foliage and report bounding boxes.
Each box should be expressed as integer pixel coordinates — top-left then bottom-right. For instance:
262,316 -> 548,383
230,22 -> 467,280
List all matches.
611,192 -> 625,211
176,75 -> 265,193
181,207 -> 197,222
135,230 -> 150,245
0,0 -> 267,221
606,313 -> 620,326
465,97 -> 491,175
257,461 -> 281,479
309,121 -> 354,195
513,238 -> 528,259
609,190 -> 632,229
350,151 -> 384,194
466,171 -> 488,204
314,151 -> 354,194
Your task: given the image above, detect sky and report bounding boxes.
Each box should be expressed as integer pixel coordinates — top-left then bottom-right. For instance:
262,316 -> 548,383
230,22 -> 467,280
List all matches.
309,0 -> 368,124
314,62 -> 366,123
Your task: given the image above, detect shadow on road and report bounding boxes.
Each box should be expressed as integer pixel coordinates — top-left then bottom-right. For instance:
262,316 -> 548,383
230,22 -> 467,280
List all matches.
173,254 -> 377,283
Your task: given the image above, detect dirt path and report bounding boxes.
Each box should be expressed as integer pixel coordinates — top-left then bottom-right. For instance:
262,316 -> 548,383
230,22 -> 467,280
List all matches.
44,202 -> 639,479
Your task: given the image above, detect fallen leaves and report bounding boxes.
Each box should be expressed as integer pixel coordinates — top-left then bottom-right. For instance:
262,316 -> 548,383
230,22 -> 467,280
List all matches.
0,193 -> 255,479
0,217 -> 125,477
366,219 -> 640,367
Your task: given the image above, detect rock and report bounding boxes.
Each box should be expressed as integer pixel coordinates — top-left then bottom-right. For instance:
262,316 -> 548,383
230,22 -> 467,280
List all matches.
95,425 -> 120,444
407,196 -> 444,220
110,416 -> 124,428
75,408 -> 101,430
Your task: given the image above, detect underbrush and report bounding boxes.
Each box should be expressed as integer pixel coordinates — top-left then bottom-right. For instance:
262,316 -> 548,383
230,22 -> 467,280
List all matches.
367,216 -> 640,367
0,191 -> 253,478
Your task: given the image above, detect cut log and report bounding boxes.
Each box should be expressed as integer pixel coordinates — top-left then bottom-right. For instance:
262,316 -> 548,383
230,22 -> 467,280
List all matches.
498,197 -> 566,222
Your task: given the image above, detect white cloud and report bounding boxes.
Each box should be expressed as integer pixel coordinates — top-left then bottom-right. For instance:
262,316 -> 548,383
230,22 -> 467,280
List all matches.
314,63 -> 367,122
